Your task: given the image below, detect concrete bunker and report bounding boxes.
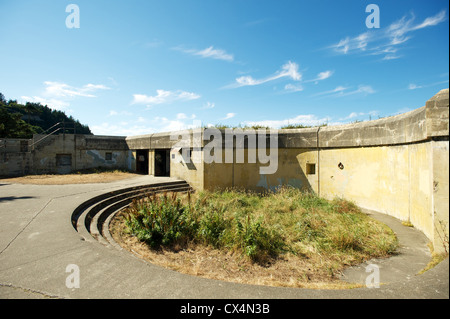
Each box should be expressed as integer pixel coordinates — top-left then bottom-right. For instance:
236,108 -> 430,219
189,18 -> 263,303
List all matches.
1,89 -> 448,254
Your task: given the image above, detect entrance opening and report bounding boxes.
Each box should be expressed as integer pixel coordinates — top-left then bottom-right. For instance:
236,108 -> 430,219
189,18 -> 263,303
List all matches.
136,150 -> 149,175
155,149 -> 170,177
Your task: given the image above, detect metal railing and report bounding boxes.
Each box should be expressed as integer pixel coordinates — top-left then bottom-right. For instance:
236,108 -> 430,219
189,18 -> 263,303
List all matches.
29,122 -> 76,150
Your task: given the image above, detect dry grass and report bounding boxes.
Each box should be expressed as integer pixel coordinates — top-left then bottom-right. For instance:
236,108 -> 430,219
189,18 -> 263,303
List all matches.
1,170 -> 140,185
417,242 -> 449,275
110,188 -> 398,289
110,212 -> 362,289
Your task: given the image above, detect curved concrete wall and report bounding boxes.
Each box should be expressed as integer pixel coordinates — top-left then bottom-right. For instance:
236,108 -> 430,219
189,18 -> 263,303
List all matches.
126,89 -> 449,253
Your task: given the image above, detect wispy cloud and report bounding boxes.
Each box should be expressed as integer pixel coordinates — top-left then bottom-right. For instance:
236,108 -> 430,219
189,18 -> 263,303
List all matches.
412,10 -> 447,30
132,89 -> 201,107
338,110 -> 379,121
91,122 -> 155,136
21,81 -> 110,110
228,61 -> 301,88
304,70 -> 334,83
42,81 -> 110,98
408,83 -> 423,90
175,45 -> 234,62
408,79 -> 449,90
311,86 -> 349,97
92,113 -> 199,136
329,10 -> 447,60
176,113 -> 196,120
201,101 -> 215,109
312,85 -> 375,98
223,113 -> 236,120
20,96 -> 70,111
284,83 -> 304,92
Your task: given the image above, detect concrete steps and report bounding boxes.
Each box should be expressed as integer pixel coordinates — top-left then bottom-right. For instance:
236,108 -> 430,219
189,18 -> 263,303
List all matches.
71,181 -> 193,248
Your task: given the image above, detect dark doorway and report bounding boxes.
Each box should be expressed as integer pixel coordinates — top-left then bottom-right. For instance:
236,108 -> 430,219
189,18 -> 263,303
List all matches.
136,150 -> 149,175
155,149 -> 170,177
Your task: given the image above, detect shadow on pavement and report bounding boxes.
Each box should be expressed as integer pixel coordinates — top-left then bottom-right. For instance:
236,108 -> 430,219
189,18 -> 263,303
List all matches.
0,196 -> 36,203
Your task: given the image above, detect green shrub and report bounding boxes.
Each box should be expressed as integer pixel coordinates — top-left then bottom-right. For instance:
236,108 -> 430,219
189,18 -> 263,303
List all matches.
122,187 -> 398,265
124,193 -> 189,248
233,215 -> 286,261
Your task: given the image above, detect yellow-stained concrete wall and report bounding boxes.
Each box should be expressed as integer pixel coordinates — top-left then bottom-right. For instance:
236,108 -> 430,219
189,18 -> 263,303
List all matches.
202,141 -> 446,252
170,148 -> 204,190
432,140 -> 449,253
318,144 -> 433,242
203,148 -> 317,193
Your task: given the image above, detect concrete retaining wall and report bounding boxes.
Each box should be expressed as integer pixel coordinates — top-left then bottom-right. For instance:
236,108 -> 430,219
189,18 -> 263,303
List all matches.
0,134 -> 133,176
127,89 -> 448,252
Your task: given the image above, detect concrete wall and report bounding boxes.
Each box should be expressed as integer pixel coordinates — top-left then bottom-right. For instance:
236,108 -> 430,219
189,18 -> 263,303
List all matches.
0,134 -> 133,176
126,89 -> 448,253
0,139 -> 31,177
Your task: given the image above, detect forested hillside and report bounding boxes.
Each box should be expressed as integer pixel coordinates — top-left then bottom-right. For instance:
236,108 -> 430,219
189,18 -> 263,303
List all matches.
0,92 -> 92,139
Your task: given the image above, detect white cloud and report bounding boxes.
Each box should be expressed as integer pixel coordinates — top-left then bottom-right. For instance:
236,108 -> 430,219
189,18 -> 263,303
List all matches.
329,10 -> 447,60
92,113 -> 200,136
316,71 -> 334,81
132,89 -> 201,107
341,85 -> 375,96
412,10 -> 447,30
338,110 -> 379,121
382,54 -> 402,61
91,122 -> 156,136
408,80 -> 449,90
408,83 -> 422,90
305,70 -> 334,83
43,81 -> 110,98
20,96 -> 70,111
176,113 -> 196,120
284,84 -> 304,92
313,85 -> 375,98
223,113 -> 236,120
312,86 -> 349,97
195,46 -> 234,61
21,81 -> 110,111
202,101 -> 215,109
230,61 -> 302,88
244,114 -> 331,129
176,46 -> 234,62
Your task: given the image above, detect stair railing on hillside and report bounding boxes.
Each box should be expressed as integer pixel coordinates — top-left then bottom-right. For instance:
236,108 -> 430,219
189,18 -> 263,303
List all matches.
29,122 -> 76,151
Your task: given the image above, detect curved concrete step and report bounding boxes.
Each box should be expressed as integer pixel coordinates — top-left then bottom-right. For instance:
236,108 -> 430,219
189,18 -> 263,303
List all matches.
72,181 -> 193,247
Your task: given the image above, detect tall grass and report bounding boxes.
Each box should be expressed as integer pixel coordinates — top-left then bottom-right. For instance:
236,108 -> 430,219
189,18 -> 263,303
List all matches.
123,187 -> 398,264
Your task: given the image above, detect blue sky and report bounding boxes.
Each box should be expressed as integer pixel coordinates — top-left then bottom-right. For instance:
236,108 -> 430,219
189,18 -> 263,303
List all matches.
0,0 -> 448,136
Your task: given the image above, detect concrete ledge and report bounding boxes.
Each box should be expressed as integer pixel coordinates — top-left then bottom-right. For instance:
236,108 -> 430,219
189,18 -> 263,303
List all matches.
318,106 -> 427,148
426,88 -> 449,138
126,88 -> 449,150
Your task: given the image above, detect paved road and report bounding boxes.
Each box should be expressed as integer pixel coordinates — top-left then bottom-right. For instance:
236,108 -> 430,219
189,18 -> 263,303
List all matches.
0,176 -> 448,299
